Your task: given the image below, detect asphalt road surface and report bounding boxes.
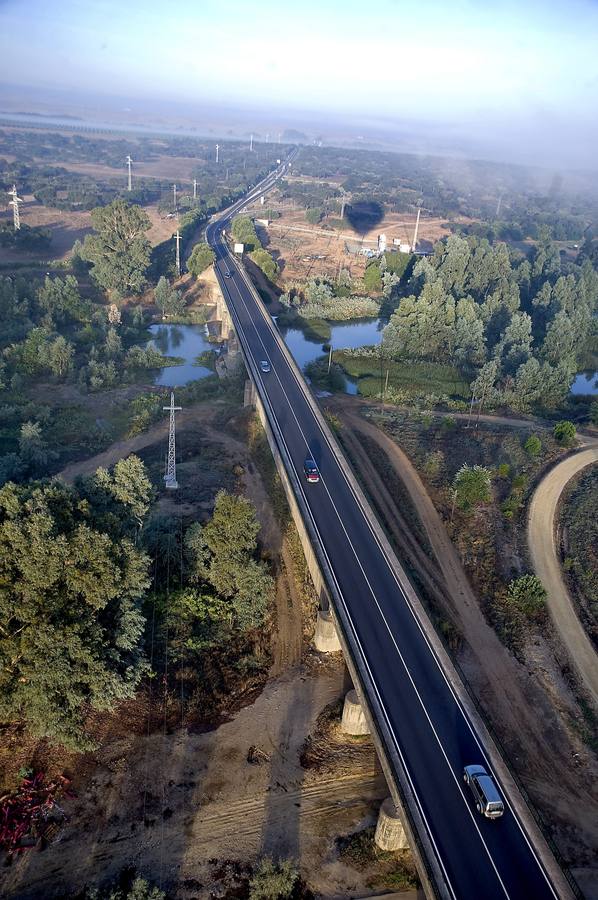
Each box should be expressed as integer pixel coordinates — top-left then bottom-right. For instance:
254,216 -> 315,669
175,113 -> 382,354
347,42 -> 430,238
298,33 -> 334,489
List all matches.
205,161 -> 565,900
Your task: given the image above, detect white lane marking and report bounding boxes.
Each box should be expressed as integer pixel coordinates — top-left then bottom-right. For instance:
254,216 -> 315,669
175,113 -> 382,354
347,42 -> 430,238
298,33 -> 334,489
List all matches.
220,232 -> 558,897
223,269 -> 511,899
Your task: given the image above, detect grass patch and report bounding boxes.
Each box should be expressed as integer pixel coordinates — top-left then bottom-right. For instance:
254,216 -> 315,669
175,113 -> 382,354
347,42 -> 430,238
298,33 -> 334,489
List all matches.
335,352 -> 470,400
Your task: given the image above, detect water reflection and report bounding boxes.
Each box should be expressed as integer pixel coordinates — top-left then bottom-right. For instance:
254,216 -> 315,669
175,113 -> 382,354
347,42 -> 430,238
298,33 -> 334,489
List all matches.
145,323 -> 216,387
571,371 -> 598,396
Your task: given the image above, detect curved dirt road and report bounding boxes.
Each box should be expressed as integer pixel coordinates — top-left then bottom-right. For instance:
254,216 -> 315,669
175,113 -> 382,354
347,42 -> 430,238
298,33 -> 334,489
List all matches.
528,445 -> 598,706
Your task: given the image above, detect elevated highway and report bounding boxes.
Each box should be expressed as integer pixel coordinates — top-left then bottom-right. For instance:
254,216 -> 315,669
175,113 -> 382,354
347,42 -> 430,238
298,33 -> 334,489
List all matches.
205,159 -> 573,900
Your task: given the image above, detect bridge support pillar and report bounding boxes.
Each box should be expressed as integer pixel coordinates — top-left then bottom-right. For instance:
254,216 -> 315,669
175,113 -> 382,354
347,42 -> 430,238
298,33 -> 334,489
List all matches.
244,378 -> 257,408
341,689 -> 371,735
314,608 -> 342,653
375,797 -> 409,851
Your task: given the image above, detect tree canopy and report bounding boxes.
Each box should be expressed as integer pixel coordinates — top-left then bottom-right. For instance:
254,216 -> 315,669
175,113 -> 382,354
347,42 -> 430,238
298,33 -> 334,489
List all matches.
0,458 -> 152,749
81,200 -> 151,296
187,241 -> 215,276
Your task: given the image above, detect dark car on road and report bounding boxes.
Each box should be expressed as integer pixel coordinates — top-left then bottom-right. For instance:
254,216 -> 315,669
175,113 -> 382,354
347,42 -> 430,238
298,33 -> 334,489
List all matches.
303,457 -> 320,483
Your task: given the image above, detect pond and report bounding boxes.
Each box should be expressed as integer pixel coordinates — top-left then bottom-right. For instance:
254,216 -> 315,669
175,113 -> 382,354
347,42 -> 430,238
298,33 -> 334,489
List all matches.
570,371 -> 598,396
276,317 -> 384,393
146,323 -> 216,387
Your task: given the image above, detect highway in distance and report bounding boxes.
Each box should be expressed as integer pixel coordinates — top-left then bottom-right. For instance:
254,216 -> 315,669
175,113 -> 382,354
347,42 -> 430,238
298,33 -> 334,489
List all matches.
205,161 -> 568,900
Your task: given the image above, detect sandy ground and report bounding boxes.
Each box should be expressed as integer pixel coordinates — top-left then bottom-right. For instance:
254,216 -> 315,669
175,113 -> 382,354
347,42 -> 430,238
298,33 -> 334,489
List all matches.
241,200 -> 463,285
528,444 -> 598,706
0,196 -> 182,264
46,156 -> 199,184
326,398 -> 598,896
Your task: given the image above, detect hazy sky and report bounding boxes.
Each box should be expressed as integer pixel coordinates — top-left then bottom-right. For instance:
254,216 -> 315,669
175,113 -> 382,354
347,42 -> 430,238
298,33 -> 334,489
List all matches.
1,0 -> 597,159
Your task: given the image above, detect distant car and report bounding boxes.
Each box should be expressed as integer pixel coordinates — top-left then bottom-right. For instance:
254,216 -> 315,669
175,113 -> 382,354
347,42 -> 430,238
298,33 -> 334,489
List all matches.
303,457 -> 320,483
463,765 -> 504,819
260,360 -> 271,373
223,270 -> 232,278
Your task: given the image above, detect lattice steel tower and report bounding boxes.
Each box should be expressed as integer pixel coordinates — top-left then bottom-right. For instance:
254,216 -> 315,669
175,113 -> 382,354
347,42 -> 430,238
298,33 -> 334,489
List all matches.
126,155 -> 133,191
163,392 -> 181,489
8,185 -> 23,230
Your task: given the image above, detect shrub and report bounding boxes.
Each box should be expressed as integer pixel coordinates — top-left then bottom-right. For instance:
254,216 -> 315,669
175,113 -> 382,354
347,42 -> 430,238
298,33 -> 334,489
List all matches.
553,420 -> 576,447
249,858 -> 299,900
507,575 -> 547,620
524,434 -> 542,457
453,464 -> 492,512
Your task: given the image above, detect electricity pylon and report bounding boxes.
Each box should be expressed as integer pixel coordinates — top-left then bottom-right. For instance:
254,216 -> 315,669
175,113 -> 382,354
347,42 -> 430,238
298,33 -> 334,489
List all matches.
163,392 -> 181,490
175,230 -> 181,278
215,143 -> 219,163
8,185 -> 23,230
126,155 -> 133,191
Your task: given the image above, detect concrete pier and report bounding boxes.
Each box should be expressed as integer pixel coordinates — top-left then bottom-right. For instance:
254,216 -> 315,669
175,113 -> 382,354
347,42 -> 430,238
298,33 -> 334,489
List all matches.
341,689 -> 371,735
314,608 -> 342,652
244,378 -> 257,408
375,797 -> 409,851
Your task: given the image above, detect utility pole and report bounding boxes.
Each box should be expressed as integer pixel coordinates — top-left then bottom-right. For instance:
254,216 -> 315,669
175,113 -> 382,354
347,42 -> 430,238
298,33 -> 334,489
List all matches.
173,183 -> 177,212
175,230 -> 181,278
193,178 -> 197,200
8,185 -> 23,230
215,143 -> 219,163
126,155 -> 133,191
384,368 -> 389,405
163,393 -> 182,490
412,205 -> 421,252
327,344 -> 333,373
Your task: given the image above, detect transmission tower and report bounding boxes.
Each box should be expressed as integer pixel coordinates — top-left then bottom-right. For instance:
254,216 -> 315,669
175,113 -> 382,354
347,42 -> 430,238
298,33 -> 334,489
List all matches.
8,185 -> 23,230
215,143 -> 219,163
193,178 -> 197,200
126,155 -> 133,191
175,229 -> 181,278
163,392 -> 182,489
412,205 -> 422,252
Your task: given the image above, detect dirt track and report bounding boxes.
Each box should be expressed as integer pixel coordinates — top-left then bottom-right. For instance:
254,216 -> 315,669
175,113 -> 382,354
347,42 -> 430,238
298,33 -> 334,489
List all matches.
528,444 -> 598,707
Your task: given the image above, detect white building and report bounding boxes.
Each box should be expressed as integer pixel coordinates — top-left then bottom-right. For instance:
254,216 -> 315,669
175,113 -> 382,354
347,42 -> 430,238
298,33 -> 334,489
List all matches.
377,233 -> 387,254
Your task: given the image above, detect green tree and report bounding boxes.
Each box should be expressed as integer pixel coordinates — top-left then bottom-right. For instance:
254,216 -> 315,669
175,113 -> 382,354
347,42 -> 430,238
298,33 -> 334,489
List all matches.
81,200 -> 151,296
553,420 -> 576,447
453,464 -> 492,512
249,858 -> 299,900
48,335 -> 75,378
0,478 -> 150,749
185,491 -> 272,630
19,421 -> 48,469
305,207 -> 323,225
231,216 -> 261,251
250,248 -> 279,282
84,875 -> 165,900
154,276 -> 185,317
524,434 -> 542,458
507,575 -> 547,620
187,242 -> 215,275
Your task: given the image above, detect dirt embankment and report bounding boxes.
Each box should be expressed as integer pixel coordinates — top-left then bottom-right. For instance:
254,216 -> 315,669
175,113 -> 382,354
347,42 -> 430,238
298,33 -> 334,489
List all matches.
327,399 -> 598,892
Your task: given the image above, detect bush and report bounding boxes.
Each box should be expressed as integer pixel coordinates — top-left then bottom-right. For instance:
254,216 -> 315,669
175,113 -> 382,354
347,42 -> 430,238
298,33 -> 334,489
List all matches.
507,575 -> 547,620
250,248 -> 279,281
524,434 -> 542,457
249,858 -> 299,900
453,464 -> 492,512
553,420 -> 576,446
